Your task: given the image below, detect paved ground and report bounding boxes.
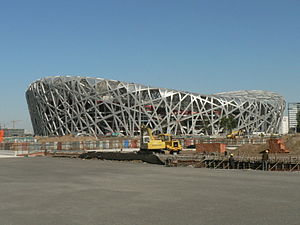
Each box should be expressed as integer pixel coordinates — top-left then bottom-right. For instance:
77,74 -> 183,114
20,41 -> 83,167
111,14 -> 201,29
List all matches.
0,157 -> 299,225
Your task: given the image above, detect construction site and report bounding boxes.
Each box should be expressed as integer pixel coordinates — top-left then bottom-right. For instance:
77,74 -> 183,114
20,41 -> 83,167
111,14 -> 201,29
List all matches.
2,131 -> 300,225
0,76 -> 297,173
3,75 -> 294,171
1,0 -> 300,222
1,123 -> 300,224
0,76 -> 299,225
1,128 -> 300,172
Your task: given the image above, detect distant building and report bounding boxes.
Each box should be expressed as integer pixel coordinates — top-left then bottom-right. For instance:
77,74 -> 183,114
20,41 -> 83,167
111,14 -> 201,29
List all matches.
288,103 -> 300,133
279,116 -> 289,134
2,129 -> 25,137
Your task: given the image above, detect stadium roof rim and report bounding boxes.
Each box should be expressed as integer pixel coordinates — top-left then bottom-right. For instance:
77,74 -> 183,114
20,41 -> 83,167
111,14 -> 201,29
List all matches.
29,75 -> 284,101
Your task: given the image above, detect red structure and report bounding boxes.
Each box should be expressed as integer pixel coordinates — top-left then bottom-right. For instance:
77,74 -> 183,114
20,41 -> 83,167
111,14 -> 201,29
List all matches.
268,139 -> 289,153
0,130 -> 4,143
196,143 -> 226,153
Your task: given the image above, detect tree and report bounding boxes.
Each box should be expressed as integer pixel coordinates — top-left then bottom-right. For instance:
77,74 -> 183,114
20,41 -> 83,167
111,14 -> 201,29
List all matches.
220,115 -> 238,134
296,111 -> 300,133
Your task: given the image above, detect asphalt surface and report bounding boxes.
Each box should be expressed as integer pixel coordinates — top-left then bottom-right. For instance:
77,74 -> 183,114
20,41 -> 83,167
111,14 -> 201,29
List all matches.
0,157 -> 299,225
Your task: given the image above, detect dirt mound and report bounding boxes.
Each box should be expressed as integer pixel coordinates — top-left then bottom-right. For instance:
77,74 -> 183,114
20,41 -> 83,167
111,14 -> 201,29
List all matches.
235,143 -> 268,157
282,134 -> 300,155
235,134 -> 300,156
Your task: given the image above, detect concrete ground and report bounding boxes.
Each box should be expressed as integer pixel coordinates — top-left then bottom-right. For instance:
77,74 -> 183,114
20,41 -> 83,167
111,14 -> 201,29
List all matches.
0,158 -> 299,225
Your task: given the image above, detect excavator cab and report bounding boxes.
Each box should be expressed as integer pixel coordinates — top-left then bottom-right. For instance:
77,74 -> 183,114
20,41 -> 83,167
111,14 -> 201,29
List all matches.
142,136 -> 151,143
158,134 -> 172,142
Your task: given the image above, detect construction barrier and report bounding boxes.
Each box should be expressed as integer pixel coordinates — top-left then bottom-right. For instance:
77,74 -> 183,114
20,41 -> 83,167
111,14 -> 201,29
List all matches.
0,137 -> 279,154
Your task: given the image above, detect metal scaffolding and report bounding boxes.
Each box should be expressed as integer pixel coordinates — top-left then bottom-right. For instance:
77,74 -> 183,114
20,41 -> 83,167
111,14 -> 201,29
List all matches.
26,76 -> 286,136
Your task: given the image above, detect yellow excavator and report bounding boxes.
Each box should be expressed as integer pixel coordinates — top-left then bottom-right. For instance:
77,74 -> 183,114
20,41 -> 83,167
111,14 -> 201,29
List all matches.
226,130 -> 244,139
139,125 -> 182,154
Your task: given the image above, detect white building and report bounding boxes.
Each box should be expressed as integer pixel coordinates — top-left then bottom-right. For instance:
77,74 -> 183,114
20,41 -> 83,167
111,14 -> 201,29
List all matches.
279,116 -> 289,134
288,103 -> 300,133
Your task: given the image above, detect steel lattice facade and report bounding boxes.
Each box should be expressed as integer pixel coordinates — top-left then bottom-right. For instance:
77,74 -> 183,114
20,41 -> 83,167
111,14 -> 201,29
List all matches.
26,76 -> 286,136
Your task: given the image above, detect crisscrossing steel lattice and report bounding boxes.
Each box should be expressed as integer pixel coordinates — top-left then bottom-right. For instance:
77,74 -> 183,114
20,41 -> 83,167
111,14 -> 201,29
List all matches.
26,76 -> 285,136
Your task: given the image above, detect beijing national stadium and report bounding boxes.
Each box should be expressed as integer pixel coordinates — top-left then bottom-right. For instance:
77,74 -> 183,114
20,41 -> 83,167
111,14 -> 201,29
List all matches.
26,76 -> 285,136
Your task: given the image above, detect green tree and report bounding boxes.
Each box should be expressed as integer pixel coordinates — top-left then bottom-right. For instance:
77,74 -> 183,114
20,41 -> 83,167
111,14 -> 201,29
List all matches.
220,115 -> 238,134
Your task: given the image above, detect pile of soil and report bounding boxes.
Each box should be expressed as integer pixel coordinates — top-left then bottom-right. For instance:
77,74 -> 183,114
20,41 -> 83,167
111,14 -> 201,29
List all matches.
234,134 -> 300,156
282,134 -> 300,155
235,143 -> 268,157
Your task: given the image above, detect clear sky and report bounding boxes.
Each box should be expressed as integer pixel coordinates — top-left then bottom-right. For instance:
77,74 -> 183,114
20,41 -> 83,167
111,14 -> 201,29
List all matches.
0,0 -> 299,132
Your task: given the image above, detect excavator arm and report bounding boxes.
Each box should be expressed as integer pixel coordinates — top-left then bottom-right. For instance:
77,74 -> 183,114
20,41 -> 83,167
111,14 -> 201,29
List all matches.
141,125 -> 155,141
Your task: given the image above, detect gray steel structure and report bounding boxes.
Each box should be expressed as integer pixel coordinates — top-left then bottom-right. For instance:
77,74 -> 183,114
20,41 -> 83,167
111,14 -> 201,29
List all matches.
26,76 -> 286,136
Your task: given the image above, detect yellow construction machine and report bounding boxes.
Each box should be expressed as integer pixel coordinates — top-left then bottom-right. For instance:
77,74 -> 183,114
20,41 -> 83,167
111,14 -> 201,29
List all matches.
226,130 -> 244,139
139,125 -> 182,154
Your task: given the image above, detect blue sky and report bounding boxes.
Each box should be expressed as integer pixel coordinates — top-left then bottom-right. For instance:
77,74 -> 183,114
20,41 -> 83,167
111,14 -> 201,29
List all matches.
0,0 -> 299,132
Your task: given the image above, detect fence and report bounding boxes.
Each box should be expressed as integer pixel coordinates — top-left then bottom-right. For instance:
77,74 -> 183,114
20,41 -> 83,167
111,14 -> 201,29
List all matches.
0,139 -> 141,152
0,137 -> 270,152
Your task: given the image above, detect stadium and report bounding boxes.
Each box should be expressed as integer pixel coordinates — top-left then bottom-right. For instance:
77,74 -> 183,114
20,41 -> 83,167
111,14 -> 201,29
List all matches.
26,76 -> 286,136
